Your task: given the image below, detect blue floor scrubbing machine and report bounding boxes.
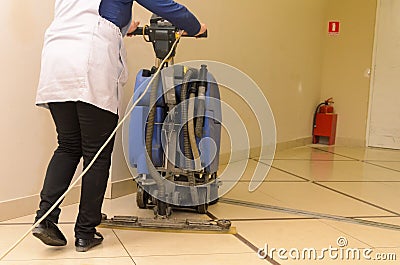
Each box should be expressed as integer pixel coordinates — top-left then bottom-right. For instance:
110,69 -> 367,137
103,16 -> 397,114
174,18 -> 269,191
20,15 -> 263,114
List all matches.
126,15 -> 222,218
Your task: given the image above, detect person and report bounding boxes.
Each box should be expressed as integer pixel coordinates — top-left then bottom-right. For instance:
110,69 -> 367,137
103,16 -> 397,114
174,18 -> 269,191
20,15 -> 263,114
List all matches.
33,0 -> 207,252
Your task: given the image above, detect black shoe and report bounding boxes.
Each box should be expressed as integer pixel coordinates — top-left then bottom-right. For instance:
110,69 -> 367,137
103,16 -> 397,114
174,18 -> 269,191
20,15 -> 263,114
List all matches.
32,219 -> 67,246
75,232 -> 104,252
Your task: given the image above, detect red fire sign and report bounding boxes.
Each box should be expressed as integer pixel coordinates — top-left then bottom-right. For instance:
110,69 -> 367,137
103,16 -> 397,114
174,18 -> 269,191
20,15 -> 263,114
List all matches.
328,21 -> 340,35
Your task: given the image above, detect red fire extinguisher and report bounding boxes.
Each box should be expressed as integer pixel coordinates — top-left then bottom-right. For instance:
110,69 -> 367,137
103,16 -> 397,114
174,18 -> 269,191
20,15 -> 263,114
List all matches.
312,98 -> 338,145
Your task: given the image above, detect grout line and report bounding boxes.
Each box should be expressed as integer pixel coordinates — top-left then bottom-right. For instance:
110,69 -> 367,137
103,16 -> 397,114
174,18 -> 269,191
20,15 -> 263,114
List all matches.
206,212 -> 218,220
363,160 -> 400,162
112,229 -> 137,265
258,159 -> 353,161
271,166 -> 311,182
363,161 -> 400,173
224,180 -> 306,183
257,161 -> 310,182
310,147 -> 360,161
233,233 -> 281,265
317,181 -> 400,183
207,211 -> 280,265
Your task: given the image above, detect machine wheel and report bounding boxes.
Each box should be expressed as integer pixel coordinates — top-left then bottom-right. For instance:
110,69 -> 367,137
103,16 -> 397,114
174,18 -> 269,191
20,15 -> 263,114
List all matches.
216,219 -> 231,229
101,213 -> 108,221
136,186 -> 148,209
209,198 -> 219,205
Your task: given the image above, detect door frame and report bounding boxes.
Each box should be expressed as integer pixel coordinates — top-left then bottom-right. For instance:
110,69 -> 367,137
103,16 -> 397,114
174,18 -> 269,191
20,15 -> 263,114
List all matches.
366,0 -> 383,147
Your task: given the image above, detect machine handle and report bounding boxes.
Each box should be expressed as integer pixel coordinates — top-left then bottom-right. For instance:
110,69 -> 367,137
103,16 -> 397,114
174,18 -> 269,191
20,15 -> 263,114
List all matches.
127,27 -> 208,38
127,27 -> 148,37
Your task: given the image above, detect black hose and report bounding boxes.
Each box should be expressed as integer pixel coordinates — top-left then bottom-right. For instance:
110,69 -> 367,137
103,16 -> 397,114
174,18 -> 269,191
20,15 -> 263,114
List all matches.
195,65 -> 208,138
146,74 -> 160,165
180,68 -> 198,169
312,102 -> 325,134
145,74 -> 167,198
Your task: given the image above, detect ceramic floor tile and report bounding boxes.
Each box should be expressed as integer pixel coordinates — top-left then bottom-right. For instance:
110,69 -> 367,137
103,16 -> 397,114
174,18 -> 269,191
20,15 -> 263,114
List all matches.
315,146 -> 400,162
233,220 -> 369,251
222,182 -> 288,207
323,182 -> 400,215
263,160 -> 400,182
114,230 -> 252,257
220,159 -> 303,183
133,253 -> 266,265
217,159 -> 252,184
0,257 -> 135,265
253,182 -> 390,217
0,225 -> 128,261
321,217 -> 400,248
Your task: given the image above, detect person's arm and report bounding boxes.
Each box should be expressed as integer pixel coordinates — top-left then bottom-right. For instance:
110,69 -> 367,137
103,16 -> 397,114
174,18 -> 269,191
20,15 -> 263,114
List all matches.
135,0 -> 202,36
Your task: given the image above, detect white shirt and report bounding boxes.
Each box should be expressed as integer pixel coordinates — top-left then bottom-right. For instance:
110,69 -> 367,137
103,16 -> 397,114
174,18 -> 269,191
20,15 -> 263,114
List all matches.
36,0 -> 128,114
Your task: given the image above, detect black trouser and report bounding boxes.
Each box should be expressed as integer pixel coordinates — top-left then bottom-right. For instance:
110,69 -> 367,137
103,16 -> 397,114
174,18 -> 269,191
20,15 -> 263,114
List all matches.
35,101 -> 118,239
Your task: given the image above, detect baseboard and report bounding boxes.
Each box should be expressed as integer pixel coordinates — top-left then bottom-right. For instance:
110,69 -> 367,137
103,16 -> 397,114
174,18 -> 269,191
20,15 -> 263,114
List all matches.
276,137 -> 313,151
335,137 -> 366,147
206,137 -> 313,166
0,180 -> 136,222
0,186 -> 81,222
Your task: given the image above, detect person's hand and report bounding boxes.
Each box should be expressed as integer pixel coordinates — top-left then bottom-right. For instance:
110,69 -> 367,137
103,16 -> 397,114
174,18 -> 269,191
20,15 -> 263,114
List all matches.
182,23 -> 207,37
195,23 -> 207,37
127,20 -> 140,37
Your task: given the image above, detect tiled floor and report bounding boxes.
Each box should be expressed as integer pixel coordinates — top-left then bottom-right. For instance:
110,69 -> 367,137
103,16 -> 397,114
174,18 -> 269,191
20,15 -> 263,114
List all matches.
1,145 -> 400,264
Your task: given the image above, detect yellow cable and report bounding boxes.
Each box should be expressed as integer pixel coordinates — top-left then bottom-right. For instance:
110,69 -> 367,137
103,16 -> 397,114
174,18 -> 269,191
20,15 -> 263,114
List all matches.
143,25 -> 150,42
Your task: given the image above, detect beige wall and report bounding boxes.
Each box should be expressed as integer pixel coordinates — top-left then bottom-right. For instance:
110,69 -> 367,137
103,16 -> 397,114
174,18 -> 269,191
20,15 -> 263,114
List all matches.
320,0 -> 377,146
0,1 -> 56,203
111,0 -> 331,182
175,0 -> 328,143
0,0 -> 377,217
